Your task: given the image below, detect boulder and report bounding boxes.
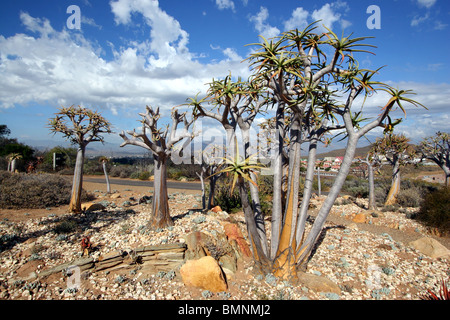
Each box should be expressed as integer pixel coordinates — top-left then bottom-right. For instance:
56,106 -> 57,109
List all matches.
409,237 -> 450,259
81,202 -> 105,212
297,272 -> 341,295
223,223 -> 251,257
180,256 -> 228,292
211,206 -> 222,213
183,231 -> 210,260
352,213 -> 366,223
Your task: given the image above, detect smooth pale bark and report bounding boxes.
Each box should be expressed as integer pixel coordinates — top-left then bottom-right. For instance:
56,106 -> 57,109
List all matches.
273,113 -> 302,279
296,134 -> 359,266
367,163 -> 376,210
295,137 -> 319,247
69,146 -> 85,213
151,155 -> 173,228
10,159 -> 17,173
102,161 -> 111,194
385,161 -> 400,206
270,105 -> 285,259
241,128 -> 269,256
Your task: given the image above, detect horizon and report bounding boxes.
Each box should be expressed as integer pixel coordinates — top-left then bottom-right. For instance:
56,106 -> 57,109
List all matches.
1,0 -> 449,157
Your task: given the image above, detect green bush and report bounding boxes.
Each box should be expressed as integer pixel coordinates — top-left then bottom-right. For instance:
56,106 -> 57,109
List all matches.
416,187 -> 450,234
213,183 -> 242,213
0,171 -> 93,209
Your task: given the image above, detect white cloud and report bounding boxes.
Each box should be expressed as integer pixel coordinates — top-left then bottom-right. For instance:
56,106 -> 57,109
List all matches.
416,0 -> 436,8
311,3 -> 341,32
411,13 -> 430,27
249,7 -> 280,40
0,9 -> 251,123
283,7 -> 309,31
216,0 -> 235,11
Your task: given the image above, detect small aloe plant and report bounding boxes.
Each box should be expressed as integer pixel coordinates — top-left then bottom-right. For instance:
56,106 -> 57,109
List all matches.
210,139 -> 264,195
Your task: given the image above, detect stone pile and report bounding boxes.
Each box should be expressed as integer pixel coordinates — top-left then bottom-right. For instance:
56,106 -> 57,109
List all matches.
0,190 -> 449,300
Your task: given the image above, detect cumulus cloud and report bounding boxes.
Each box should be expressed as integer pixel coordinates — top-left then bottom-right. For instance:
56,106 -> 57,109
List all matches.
215,0 -> 235,11
249,7 -> 280,40
0,4 -> 251,124
252,2 -> 350,39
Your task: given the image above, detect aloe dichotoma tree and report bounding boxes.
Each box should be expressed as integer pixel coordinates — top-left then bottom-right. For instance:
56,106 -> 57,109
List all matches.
371,133 -> 416,206
187,75 -> 270,256
241,22 -> 425,279
419,132 -> 450,186
119,106 -> 194,229
99,156 -> 111,194
49,106 -> 112,213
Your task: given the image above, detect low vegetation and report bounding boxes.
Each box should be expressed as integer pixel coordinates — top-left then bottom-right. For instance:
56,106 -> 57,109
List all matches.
0,171 -> 93,209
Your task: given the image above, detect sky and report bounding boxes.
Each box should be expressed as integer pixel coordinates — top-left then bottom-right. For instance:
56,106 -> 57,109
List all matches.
0,0 -> 449,157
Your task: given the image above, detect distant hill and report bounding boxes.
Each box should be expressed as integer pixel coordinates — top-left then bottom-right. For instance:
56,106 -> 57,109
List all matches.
317,144 -> 373,159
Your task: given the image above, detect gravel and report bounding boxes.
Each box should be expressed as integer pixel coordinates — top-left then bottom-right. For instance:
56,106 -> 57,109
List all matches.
0,191 -> 449,300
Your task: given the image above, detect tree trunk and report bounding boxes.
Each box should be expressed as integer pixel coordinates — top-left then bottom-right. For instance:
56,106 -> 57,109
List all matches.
207,175 -> 217,210
367,163 -> 376,210
270,105 -> 285,259
69,146 -> 85,213
196,171 -> 206,210
295,137 -> 318,247
151,155 -> 173,229
272,113 -> 302,280
102,161 -> 111,194
296,134 -> 359,267
238,177 -> 271,273
10,159 -> 17,173
385,161 -> 400,206
241,128 -> 269,256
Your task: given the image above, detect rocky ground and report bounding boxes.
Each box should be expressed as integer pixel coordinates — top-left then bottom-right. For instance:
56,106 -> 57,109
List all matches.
0,178 -> 449,301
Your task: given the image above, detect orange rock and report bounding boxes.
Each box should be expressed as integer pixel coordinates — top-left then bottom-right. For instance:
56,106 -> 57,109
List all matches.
223,223 -> 251,257
352,213 -> 366,223
180,256 -> 228,292
211,206 -> 222,213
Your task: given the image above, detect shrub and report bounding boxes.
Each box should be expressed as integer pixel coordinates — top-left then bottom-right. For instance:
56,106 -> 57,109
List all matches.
214,183 -> 241,213
0,171 -> 93,209
110,165 -> 135,178
53,218 -> 78,234
415,187 -> 450,234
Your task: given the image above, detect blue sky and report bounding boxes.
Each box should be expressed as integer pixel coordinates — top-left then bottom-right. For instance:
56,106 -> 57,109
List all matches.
0,0 -> 449,156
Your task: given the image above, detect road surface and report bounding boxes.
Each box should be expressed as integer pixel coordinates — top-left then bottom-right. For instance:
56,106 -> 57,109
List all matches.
83,176 -> 202,191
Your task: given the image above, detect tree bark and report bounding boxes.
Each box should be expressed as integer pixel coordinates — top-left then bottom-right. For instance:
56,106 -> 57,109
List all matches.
271,105 -> 285,259
385,161 -> 400,206
151,155 -> 173,229
102,161 -> 111,194
238,177 -> 271,273
241,127 -> 269,256
296,134 -> 359,267
367,163 -> 376,210
69,146 -> 85,213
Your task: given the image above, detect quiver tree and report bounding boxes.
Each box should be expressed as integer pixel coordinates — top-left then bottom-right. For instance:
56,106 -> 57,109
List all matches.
371,133 -> 416,206
7,153 -> 22,173
187,75 -> 270,253
419,132 -> 450,186
119,106 -> 195,229
49,105 -> 111,213
228,22 -> 426,280
194,145 -> 224,210
359,150 -> 383,210
99,156 -> 111,194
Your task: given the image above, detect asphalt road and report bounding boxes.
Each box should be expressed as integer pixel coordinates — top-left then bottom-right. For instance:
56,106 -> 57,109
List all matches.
83,176 -> 202,191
